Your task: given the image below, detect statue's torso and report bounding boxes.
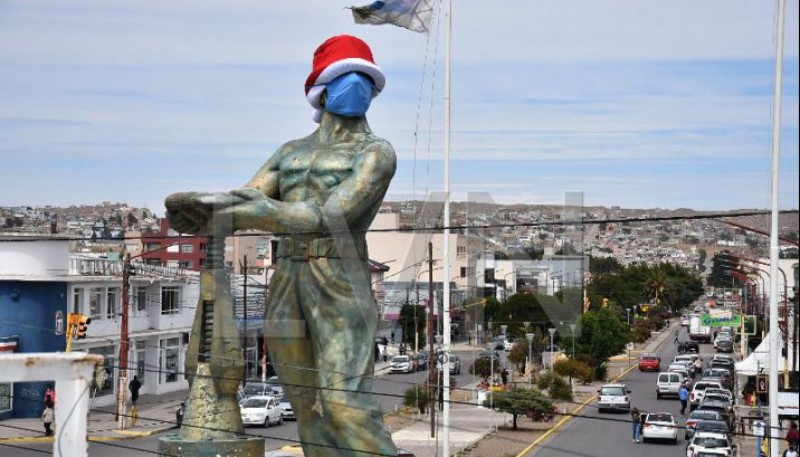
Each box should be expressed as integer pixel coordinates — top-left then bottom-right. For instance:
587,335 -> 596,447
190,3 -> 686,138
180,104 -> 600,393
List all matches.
277,142 -> 360,206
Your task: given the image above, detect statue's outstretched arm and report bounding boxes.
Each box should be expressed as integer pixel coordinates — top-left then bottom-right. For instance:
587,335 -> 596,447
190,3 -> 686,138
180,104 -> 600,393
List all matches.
228,142 -> 396,235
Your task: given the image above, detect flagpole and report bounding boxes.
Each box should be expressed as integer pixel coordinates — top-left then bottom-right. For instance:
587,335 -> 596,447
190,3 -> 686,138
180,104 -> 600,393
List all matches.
767,1 -> 785,456
442,0 -> 452,456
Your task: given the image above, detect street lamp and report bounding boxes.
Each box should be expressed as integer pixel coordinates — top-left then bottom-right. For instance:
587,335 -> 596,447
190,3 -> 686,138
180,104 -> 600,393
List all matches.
547,328 -> 556,371
525,332 -> 535,389
568,323 -> 577,388
625,307 -> 631,326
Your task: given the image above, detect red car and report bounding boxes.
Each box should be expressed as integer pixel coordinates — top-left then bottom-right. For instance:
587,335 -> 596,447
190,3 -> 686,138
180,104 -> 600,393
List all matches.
638,354 -> 661,372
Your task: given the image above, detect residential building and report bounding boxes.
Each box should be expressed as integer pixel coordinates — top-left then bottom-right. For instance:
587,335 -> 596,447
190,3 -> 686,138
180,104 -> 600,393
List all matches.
0,237 -> 197,419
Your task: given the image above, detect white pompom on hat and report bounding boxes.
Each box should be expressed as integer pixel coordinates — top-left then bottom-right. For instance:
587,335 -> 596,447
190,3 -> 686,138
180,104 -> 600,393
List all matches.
304,35 -> 385,123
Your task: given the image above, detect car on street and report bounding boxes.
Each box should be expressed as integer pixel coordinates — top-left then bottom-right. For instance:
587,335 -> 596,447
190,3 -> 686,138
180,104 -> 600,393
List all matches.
704,388 -> 735,405
412,352 -> 429,371
709,358 -> 735,373
240,395 -> 283,427
503,337 -> 516,351
277,395 -> 294,420
674,354 -> 700,365
241,382 -> 277,400
678,340 -> 700,354
696,399 -> 734,430
266,376 -> 284,395
690,381 -> 724,410
685,431 -> 735,457
389,355 -> 414,373
641,411 -> 678,443
437,352 -> 461,375
639,354 -> 661,372
681,315 -> 691,326
684,410 -> 726,440
597,383 -> 631,412
714,335 -> 734,353
656,371 -> 684,399
493,336 -> 505,350
669,368 -> 693,384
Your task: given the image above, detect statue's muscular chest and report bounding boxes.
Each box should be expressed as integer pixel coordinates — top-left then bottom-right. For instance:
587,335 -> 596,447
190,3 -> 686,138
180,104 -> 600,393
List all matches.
277,147 -> 356,200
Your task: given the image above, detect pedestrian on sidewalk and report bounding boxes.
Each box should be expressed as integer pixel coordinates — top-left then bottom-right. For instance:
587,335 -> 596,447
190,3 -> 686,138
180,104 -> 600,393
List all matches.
41,400 -> 54,436
786,422 -> 799,449
44,385 -> 55,406
678,382 -> 689,415
129,375 -> 142,406
784,446 -> 798,457
631,408 -> 641,443
673,329 -> 679,345
390,331 -> 395,344
501,368 -> 508,386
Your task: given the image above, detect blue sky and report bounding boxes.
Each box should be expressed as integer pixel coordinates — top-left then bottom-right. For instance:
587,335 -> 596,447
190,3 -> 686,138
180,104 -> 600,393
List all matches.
0,1 -> 798,214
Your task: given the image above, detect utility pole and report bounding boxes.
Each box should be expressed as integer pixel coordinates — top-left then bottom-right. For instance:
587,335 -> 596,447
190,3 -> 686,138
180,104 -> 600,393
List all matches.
242,255 -> 248,379
427,242 -> 436,438
116,254 -> 131,428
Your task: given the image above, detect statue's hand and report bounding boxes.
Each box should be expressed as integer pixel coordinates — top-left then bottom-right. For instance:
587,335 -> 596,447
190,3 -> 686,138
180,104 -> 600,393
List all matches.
165,191 -> 245,235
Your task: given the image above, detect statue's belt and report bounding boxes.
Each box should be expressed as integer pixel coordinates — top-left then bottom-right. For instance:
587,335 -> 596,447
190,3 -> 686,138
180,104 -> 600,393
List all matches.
277,237 -> 368,261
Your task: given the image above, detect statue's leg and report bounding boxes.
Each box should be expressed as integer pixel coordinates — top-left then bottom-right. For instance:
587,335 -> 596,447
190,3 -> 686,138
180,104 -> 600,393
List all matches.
265,262 -> 336,456
302,257 -> 397,457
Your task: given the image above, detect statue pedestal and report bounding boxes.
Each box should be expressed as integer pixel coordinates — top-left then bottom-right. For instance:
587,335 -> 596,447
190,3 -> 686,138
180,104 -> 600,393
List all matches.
158,363 -> 264,457
158,435 -> 264,457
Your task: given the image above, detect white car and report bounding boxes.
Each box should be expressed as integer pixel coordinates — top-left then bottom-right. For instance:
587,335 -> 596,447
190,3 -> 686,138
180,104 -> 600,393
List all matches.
503,338 -> 516,351
597,383 -> 630,413
642,411 -> 678,444
389,355 -> 414,373
685,431 -> 734,457
240,395 -> 283,427
277,395 -> 295,420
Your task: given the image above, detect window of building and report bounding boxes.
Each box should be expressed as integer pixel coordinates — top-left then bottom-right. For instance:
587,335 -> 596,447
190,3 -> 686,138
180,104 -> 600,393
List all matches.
161,286 -> 180,315
179,260 -> 193,269
144,242 -> 161,253
89,287 -> 103,319
180,244 -> 194,253
0,384 -> 11,413
89,346 -> 116,397
72,288 -> 83,314
136,341 -> 146,385
160,337 -> 180,383
135,287 -> 148,313
459,267 -> 466,278
106,287 -> 119,319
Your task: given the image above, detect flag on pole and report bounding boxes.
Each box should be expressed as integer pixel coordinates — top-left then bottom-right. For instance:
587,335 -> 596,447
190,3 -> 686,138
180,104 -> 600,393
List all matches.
350,0 -> 435,33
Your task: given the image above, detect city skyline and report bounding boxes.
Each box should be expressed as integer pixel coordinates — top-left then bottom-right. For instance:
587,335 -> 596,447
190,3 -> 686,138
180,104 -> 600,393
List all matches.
1,1 -> 798,215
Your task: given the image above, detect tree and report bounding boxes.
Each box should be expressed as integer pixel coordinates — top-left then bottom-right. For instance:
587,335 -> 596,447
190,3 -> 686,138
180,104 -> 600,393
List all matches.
403,385 -> 430,414
398,304 -> 426,348
483,388 -> 553,430
576,308 -> 629,377
589,256 -> 623,276
469,357 -> 493,380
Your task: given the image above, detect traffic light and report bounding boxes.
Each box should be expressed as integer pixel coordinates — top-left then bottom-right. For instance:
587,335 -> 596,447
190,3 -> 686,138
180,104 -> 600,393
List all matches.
73,314 -> 91,339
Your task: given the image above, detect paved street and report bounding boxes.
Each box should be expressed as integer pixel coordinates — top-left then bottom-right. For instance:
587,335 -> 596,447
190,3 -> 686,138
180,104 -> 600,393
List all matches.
525,325 -> 714,457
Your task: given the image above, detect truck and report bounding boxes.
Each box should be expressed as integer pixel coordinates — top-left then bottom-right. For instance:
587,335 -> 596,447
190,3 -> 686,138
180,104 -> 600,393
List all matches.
689,315 -> 712,342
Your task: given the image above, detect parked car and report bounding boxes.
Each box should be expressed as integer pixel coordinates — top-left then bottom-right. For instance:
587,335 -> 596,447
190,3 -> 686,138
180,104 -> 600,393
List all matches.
690,381 -> 724,410
503,338 -> 516,351
681,315 -> 691,327
639,354 -> 661,372
266,376 -> 284,395
597,383 -> 631,413
412,352 -> 429,371
641,411 -> 678,444
696,399 -> 734,430
241,382 -> 277,400
684,410 -> 726,440
674,354 -> 700,365
656,371 -> 684,399
277,395 -> 295,420
685,431 -> 734,457
714,335 -> 734,353
240,395 -> 283,427
690,419 -> 731,442
669,368 -> 693,384
709,359 -> 735,373
437,352 -> 461,375
389,355 -> 414,373
704,388 -> 735,405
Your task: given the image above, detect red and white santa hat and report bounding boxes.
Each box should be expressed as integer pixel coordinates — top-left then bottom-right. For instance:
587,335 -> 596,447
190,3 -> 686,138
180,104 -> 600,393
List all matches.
305,35 -> 386,123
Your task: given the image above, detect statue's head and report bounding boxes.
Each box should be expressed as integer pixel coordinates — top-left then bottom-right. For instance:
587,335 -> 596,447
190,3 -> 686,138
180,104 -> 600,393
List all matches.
304,35 -> 385,123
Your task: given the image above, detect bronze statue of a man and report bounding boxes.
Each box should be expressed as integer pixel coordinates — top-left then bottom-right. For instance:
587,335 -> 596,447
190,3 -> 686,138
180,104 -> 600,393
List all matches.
165,35 -> 397,457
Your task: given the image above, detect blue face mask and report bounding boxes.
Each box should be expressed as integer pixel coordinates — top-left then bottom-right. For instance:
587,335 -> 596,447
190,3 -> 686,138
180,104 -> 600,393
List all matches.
324,72 -> 374,118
